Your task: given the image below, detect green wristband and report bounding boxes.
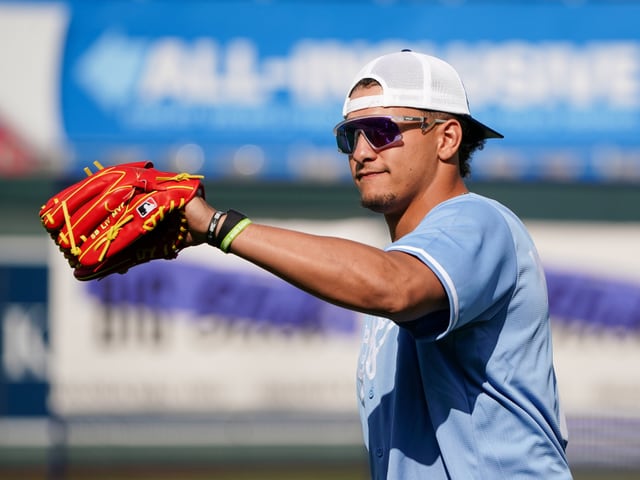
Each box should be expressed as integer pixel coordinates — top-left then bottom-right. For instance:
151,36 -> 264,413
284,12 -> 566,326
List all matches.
214,209 -> 246,248
220,218 -> 252,253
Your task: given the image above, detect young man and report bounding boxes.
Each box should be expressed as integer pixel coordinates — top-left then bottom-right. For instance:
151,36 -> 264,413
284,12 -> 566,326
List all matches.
185,50 -> 572,479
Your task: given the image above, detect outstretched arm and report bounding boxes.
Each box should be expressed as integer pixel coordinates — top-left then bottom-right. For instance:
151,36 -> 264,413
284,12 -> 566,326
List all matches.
185,196 -> 448,323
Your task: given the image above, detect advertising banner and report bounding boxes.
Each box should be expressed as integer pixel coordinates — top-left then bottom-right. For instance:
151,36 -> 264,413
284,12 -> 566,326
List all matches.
57,1 -> 640,182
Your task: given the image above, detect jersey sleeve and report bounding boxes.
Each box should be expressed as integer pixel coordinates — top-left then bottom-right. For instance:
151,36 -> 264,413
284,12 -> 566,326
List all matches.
386,195 -> 517,340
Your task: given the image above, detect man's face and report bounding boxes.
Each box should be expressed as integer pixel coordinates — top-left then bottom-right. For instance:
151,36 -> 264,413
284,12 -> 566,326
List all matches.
345,85 -> 441,215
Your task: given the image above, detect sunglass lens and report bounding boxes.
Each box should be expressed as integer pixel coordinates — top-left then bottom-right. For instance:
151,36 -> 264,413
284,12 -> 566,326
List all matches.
336,129 -> 352,153
336,117 -> 401,154
366,119 -> 400,149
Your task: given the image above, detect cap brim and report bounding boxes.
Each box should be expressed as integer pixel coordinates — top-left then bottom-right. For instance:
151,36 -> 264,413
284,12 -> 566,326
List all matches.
468,116 -> 503,139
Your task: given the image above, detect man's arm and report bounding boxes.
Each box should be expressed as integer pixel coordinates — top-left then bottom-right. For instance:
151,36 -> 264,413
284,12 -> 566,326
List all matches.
185,197 -> 448,323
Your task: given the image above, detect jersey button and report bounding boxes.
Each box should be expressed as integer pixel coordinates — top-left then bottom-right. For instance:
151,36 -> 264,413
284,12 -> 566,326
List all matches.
368,388 -> 374,399
375,447 -> 384,458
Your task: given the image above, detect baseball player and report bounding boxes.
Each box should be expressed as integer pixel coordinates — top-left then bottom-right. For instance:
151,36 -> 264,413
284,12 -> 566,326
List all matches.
184,50 -> 572,479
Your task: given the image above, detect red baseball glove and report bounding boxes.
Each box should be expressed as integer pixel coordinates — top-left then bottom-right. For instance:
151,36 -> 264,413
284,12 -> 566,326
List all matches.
40,161 -> 204,281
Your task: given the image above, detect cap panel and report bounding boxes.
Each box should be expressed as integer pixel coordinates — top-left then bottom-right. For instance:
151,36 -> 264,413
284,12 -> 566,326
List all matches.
342,50 -> 502,139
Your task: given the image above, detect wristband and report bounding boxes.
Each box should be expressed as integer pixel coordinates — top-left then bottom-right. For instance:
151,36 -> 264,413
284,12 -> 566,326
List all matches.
219,218 -> 252,253
206,210 -> 225,246
214,209 -> 248,249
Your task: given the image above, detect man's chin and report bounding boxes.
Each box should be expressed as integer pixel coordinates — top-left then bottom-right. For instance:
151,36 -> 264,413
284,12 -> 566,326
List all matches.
360,194 -> 396,213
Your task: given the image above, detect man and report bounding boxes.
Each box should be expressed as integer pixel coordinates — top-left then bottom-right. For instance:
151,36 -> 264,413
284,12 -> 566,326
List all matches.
185,50 -> 572,479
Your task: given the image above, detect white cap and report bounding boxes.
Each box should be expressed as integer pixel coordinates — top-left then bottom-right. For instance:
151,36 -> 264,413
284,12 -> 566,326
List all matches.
343,50 -> 503,140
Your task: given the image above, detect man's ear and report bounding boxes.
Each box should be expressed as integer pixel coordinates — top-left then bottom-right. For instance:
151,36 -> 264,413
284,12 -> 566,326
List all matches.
436,119 -> 462,161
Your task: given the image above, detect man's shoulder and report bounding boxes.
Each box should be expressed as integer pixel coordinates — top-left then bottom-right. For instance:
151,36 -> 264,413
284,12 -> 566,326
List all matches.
427,192 -> 513,228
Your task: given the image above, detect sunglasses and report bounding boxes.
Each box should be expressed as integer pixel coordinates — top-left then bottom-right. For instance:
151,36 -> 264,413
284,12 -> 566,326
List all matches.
333,115 -> 445,154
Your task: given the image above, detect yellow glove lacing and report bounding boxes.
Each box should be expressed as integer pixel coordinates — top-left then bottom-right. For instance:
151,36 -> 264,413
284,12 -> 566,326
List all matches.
60,200 -> 82,257
156,173 -> 204,182
93,213 -> 135,262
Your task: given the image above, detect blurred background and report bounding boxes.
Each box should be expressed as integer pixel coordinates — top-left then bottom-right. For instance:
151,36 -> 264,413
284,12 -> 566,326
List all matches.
1,0 -> 640,479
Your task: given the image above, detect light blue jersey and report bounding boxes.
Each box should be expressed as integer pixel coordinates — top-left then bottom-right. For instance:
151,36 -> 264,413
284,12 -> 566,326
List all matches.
356,193 -> 571,479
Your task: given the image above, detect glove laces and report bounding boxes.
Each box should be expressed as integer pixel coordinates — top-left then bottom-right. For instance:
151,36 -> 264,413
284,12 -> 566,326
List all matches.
93,213 -> 135,262
60,200 -> 82,257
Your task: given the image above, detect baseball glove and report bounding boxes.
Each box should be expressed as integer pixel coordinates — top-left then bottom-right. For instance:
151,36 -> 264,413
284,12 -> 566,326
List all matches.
40,160 -> 204,281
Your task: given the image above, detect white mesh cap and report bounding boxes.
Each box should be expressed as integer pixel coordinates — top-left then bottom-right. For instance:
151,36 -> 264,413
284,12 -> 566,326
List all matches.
343,50 -> 503,139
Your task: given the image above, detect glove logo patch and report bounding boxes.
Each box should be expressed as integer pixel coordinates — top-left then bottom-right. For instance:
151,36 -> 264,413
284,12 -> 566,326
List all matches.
137,198 -> 158,218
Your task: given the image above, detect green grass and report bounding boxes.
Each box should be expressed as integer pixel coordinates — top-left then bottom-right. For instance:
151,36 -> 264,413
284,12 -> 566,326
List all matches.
1,445 -> 638,480
1,466 -> 639,480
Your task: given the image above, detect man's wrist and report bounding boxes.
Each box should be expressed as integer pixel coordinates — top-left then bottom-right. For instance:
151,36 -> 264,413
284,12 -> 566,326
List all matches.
206,210 -> 226,246
211,209 -> 251,253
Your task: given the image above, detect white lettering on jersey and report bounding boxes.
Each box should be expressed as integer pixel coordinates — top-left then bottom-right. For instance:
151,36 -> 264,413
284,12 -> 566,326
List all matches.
357,316 -> 395,404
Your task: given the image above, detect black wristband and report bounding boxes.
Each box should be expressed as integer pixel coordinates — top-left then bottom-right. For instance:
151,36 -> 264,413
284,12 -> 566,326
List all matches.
206,210 -> 225,246
214,209 -> 247,248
